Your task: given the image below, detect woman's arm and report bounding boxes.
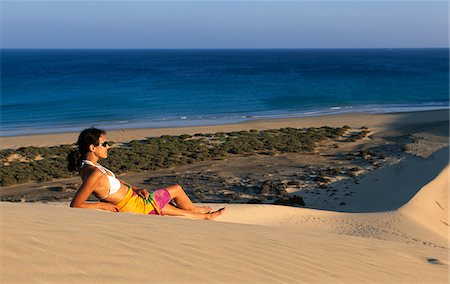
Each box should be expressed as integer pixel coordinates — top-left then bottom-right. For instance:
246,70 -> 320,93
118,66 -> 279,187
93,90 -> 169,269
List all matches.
70,170 -> 118,212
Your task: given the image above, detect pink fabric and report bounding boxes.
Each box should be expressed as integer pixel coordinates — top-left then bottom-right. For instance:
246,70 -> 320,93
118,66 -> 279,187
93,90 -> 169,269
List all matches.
148,188 -> 171,215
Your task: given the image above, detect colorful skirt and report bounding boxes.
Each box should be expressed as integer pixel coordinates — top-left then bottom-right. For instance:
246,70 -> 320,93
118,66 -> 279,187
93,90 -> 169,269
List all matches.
116,187 -> 171,215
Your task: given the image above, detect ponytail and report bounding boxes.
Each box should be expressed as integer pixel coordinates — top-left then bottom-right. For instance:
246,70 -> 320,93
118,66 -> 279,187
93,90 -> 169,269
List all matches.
67,148 -> 81,172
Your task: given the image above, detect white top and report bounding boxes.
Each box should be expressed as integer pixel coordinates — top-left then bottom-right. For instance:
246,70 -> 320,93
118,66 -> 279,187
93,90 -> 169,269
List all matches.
80,160 -> 121,199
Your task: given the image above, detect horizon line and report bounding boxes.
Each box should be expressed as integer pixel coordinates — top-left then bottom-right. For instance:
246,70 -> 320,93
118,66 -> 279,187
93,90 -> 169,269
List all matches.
2,47 -> 449,50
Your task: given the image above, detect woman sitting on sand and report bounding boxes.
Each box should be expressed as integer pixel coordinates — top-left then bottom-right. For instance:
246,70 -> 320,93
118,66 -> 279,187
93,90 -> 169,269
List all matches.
68,128 -> 224,220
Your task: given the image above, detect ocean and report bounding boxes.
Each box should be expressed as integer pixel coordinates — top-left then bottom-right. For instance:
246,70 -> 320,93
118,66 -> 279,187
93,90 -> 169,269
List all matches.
1,48 -> 449,137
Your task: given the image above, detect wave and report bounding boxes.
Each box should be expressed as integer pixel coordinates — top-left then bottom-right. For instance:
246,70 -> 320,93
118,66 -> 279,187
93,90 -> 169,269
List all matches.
1,102 -> 448,137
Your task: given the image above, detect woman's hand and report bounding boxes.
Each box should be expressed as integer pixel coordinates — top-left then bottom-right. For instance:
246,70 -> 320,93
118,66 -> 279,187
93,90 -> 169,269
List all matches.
136,189 -> 150,199
100,202 -> 119,212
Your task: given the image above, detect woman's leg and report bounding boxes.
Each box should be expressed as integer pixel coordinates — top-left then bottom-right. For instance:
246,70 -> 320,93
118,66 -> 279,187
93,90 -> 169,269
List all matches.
165,184 -> 212,213
161,203 -> 224,220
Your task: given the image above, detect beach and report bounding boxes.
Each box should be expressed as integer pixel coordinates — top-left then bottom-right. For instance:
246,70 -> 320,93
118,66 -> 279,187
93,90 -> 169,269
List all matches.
1,109 -> 448,150
0,109 -> 449,283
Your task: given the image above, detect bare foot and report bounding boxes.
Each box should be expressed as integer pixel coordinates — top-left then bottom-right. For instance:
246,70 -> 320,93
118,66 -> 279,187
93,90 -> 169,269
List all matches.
193,205 -> 213,214
204,207 -> 225,220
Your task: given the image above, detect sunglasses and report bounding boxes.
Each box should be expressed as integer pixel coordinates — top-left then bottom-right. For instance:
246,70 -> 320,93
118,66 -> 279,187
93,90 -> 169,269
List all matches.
97,141 -> 110,147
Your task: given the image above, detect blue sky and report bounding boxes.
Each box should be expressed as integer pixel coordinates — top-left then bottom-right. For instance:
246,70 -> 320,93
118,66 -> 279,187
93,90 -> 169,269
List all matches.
1,1 -> 448,48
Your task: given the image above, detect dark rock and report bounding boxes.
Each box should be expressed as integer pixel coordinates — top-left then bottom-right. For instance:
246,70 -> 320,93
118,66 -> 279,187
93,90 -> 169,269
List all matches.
314,176 -> 330,183
327,167 -> 342,176
287,180 -> 301,186
47,187 -> 63,192
257,180 -> 289,197
1,196 -> 22,202
259,151 -> 275,156
247,198 -> 265,204
259,180 -> 273,195
194,193 -> 207,201
275,183 -> 288,196
224,192 -> 242,200
274,195 -> 305,206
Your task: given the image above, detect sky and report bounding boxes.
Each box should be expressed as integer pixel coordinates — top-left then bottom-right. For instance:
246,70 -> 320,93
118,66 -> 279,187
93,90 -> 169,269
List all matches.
1,1 -> 448,49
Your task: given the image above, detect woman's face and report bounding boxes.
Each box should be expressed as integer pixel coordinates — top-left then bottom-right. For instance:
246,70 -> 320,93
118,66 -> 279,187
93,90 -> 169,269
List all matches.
94,134 -> 111,159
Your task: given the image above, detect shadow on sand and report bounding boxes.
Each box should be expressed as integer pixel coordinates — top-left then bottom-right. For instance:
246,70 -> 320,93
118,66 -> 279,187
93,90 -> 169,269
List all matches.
311,109 -> 449,213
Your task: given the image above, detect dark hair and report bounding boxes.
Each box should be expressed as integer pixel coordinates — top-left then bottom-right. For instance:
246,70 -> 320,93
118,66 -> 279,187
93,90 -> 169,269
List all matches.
67,128 -> 106,172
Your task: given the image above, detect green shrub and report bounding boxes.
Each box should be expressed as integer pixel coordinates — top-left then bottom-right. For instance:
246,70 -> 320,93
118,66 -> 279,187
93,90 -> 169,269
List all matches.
0,125 -> 361,186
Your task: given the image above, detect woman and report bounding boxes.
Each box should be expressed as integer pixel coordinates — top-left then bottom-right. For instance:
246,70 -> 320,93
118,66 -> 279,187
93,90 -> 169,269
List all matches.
68,128 -> 224,220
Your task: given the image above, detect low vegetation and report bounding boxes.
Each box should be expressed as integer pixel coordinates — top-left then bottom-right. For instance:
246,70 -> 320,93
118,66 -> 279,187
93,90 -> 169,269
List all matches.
0,126 -> 361,186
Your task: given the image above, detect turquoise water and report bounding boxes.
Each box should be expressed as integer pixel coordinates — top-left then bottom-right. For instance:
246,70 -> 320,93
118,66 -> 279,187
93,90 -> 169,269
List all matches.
1,48 -> 448,136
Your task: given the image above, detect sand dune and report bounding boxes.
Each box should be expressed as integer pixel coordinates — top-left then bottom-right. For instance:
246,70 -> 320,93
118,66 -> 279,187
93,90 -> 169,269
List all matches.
327,147 -> 449,213
0,202 -> 448,283
1,110 -> 448,283
399,164 -> 448,239
218,148 -> 448,246
1,157 -> 448,283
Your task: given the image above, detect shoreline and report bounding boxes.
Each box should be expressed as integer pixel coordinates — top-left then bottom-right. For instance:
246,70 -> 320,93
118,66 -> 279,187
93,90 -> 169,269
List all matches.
1,109 -> 448,150
2,104 -> 448,137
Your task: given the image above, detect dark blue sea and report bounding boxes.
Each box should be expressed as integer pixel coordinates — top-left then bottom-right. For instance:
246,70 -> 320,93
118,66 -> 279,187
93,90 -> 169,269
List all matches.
1,48 -> 449,137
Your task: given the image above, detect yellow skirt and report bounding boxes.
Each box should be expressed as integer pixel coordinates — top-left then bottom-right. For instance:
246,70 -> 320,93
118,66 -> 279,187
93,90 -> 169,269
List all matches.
116,187 -> 162,215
